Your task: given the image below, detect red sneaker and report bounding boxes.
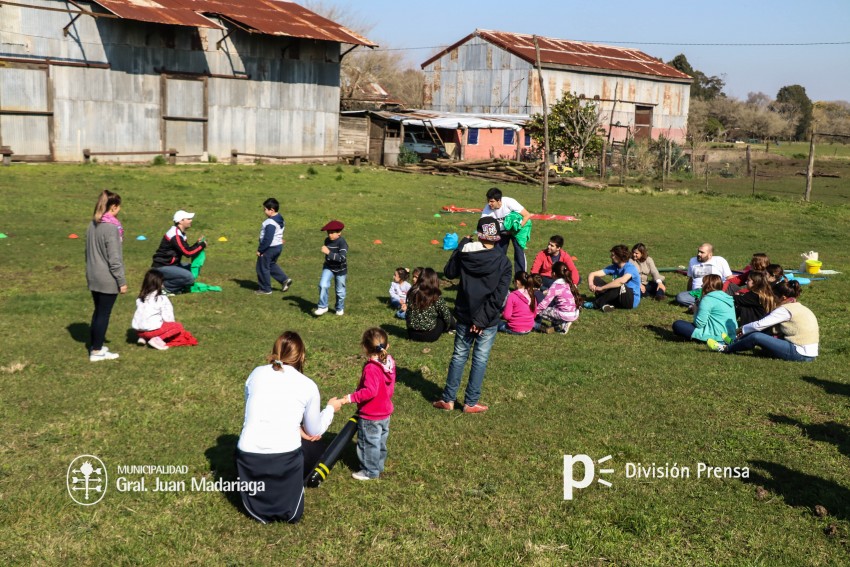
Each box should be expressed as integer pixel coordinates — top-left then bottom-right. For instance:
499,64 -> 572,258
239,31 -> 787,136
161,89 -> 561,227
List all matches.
463,402 -> 489,414
432,400 -> 454,411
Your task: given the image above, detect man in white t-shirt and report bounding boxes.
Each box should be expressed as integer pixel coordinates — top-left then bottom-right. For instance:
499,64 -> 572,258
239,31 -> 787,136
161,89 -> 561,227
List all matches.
675,242 -> 733,308
481,187 -> 533,274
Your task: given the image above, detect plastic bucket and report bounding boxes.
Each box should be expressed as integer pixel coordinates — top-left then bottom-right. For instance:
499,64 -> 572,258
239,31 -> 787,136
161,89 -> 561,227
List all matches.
805,259 -> 822,274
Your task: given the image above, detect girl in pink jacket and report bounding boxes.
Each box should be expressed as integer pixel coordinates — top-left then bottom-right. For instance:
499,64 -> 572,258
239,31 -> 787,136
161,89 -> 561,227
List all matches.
534,262 -> 580,334
336,328 -> 396,480
499,272 -> 538,334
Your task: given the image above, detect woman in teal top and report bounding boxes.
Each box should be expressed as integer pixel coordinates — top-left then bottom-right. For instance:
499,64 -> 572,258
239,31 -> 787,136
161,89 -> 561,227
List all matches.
672,274 -> 736,343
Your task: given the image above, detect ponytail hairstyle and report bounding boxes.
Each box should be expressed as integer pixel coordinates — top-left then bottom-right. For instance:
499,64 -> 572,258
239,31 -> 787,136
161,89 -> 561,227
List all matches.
774,279 -> 802,301
138,269 -> 164,300
266,331 -> 305,373
93,189 -> 122,222
745,271 -> 777,313
765,264 -> 785,283
750,253 -> 770,272
701,273 -> 723,295
552,261 -> 580,303
519,271 -> 538,311
395,267 -> 410,282
361,327 -> 389,365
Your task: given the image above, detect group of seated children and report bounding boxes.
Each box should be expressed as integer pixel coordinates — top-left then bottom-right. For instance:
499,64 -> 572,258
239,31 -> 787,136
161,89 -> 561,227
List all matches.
671,252 -> 819,362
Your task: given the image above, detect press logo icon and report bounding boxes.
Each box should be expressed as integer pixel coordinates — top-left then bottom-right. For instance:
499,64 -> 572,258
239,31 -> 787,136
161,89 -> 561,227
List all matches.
67,455 -> 107,505
564,454 -> 613,500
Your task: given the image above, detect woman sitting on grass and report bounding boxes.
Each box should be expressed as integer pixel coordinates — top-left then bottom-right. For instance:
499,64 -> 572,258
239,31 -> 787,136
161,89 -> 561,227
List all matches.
630,243 -> 666,300
711,280 -> 819,362
405,268 -> 455,342
672,274 -> 736,345
236,331 -> 340,523
725,252 -> 770,293
733,271 -> 777,326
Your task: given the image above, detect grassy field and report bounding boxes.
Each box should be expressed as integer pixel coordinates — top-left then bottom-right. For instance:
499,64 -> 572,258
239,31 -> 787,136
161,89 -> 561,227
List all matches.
1,163 -> 849,565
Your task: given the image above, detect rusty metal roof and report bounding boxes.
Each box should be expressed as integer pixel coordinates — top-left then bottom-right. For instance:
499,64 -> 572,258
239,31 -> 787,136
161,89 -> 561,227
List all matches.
87,0 -> 376,46
422,29 -> 691,82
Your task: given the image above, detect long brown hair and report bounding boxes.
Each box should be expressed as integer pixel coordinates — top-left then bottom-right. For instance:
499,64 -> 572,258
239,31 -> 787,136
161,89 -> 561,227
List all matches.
750,253 -> 770,272
266,331 -> 305,372
409,267 -> 441,311
746,271 -> 776,313
92,189 -> 121,222
361,327 -> 389,364
515,271 -> 537,311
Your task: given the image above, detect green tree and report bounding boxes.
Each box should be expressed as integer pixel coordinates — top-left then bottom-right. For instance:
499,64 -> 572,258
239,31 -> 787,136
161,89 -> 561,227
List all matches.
667,53 -> 725,101
774,84 -> 813,140
525,93 -> 603,170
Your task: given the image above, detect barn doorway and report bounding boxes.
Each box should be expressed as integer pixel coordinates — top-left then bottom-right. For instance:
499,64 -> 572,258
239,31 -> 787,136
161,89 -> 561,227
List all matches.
161,75 -> 208,159
634,105 -> 653,141
0,62 -> 53,160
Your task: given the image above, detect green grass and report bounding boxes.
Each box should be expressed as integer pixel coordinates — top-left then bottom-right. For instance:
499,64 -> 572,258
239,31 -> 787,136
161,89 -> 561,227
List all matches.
1,164 -> 849,564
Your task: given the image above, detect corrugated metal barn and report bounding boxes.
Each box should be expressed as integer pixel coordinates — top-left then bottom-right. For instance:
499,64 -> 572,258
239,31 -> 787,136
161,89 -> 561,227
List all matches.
0,0 -> 374,162
422,30 -> 692,143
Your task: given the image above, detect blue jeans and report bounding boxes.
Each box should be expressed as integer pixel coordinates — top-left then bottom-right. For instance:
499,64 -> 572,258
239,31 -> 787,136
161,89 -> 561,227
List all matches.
498,321 -> 531,334
357,417 -> 390,478
318,269 -> 346,311
157,264 -> 195,293
726,332 -> 815,362
256,245 -> 289,292
441,323 -> 498,407
672,320 -> 696,339
389,298 -> 406,319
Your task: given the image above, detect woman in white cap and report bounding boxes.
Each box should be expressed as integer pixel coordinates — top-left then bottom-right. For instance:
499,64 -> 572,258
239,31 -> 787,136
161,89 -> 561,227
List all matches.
151,210 -> 206,294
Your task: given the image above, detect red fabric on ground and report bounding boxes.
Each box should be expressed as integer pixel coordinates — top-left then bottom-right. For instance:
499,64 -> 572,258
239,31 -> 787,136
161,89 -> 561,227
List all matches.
137,321 -> 198,347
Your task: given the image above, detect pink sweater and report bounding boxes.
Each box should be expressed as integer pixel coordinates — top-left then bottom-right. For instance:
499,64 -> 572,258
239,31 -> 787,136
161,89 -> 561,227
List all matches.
348,355 -> 396,420
501,289 -> 535,332
535,279 -> 579,322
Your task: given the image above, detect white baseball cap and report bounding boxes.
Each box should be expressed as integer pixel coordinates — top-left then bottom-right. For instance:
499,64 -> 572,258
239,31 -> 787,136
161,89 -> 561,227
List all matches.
173,210 -> 195,223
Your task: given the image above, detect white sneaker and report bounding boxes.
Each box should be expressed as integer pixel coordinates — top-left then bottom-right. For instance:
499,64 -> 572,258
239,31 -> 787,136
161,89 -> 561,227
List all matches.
336,310 -> 344,316
602,304 -> 615,313
148,336 -> 169,350
351,471 -> 374,481
313,307 -> 328,316
90,350 -> 119,362
137,337 -> 147,346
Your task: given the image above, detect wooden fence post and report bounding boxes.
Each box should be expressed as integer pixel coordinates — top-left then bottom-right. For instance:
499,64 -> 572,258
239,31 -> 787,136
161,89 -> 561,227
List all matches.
804,133 -> 815,202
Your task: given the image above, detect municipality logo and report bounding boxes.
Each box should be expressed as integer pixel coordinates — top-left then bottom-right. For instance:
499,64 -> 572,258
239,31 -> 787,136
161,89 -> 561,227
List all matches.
67,455 -> 107,505
564,454 -> 613,500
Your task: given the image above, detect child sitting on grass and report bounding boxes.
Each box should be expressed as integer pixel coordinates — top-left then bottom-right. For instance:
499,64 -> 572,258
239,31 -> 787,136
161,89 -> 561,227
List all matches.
333,328 -> 396,480
388,267 -> 411,319
499,271 -> 537,335
132,269 -> 198,350
534,262 -> 580,334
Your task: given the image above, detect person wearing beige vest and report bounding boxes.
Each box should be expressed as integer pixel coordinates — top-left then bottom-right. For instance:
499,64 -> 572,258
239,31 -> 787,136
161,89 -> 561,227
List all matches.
716,280 -> 818,362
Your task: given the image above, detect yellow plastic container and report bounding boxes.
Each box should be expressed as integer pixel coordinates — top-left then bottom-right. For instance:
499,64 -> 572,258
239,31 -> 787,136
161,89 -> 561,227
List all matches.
805,259 -> 822,274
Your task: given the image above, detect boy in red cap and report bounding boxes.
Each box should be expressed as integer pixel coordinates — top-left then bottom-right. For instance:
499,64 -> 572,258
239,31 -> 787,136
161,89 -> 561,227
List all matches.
315,220 -> 348,316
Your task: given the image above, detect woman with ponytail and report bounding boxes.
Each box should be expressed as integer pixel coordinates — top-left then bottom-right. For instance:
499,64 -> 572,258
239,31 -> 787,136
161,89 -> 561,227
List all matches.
236,331 -> 340,523
534,262 -> 581,334
85,190 -> 126,361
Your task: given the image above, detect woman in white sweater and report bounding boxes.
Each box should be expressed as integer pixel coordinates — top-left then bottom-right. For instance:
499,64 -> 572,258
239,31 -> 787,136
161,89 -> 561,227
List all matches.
236,331 -> 341,523
711,280 -> 818,362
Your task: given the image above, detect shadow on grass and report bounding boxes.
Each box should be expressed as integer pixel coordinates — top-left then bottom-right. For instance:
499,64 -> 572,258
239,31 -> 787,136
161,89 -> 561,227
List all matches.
802,376 -> 850,398
643,324 -> 677,341
231,278 -> 259,291
283,295 -> 318,314
746,460 -> 850,521
769,414 -> 850,459
396,365 -> 442,403
124,328 -> 141,345
381,323 -> 407,340
204,434 -> 244,515
67,322 -> 88,345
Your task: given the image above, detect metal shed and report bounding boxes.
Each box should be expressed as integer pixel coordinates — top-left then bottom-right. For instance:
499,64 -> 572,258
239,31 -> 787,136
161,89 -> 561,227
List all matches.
0,0 -> 375,162
421,30 -> 692,143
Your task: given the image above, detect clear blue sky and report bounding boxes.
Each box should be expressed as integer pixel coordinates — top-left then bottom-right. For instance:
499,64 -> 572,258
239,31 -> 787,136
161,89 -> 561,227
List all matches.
322,0 -> 850,102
